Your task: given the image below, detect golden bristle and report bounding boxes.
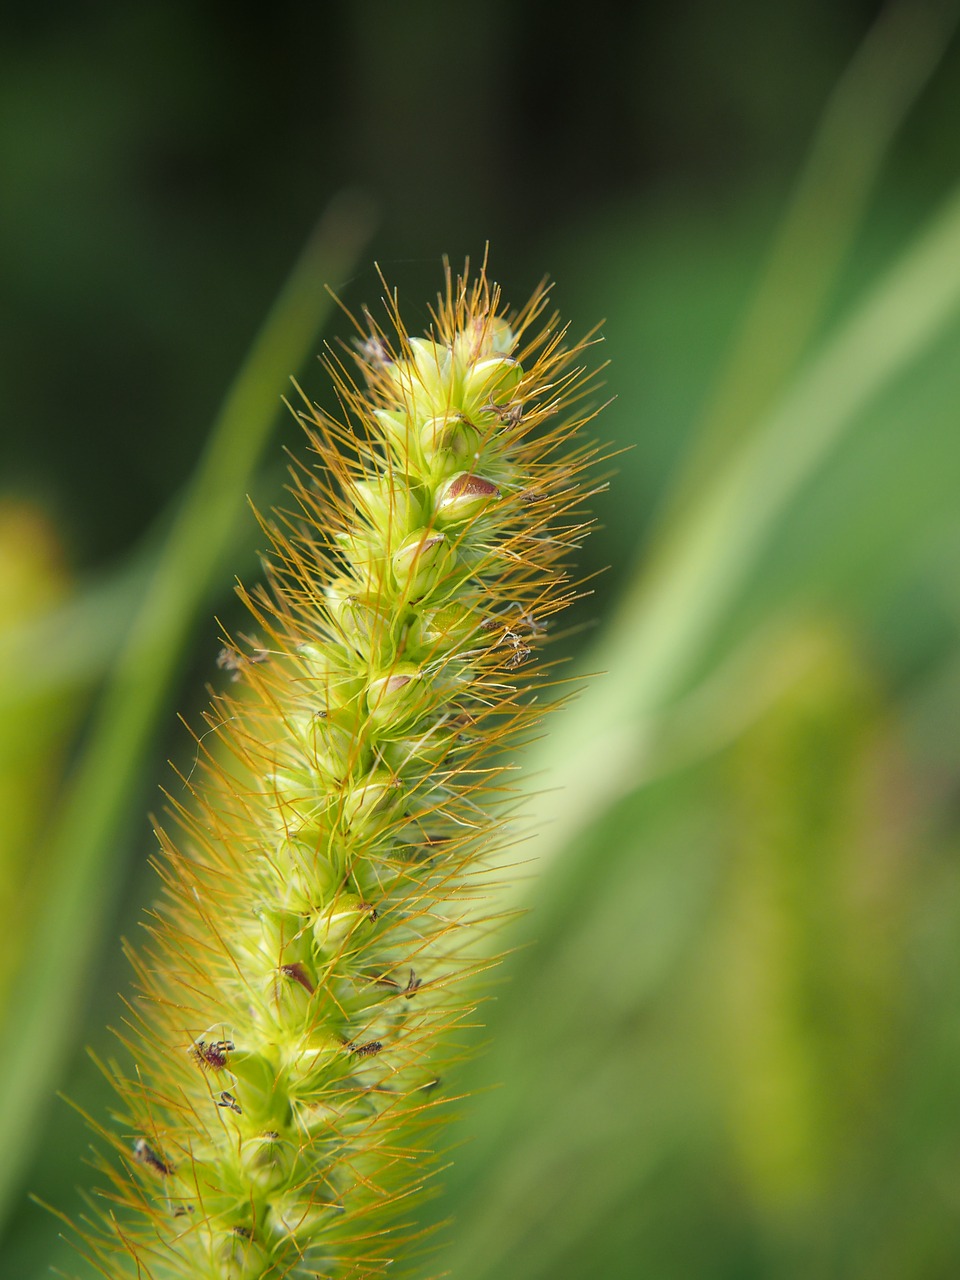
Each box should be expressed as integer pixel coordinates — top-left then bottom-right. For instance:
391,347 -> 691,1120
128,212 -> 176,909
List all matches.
69,259 -> 604,1280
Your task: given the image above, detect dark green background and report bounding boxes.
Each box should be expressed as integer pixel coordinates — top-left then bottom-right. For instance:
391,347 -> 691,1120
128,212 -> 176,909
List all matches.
4,2 -> 960,1277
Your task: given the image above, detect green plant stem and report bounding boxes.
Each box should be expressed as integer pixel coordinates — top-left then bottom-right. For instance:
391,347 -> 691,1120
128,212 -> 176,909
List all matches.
0,192 -> 375,1225
522,175 -> 960,880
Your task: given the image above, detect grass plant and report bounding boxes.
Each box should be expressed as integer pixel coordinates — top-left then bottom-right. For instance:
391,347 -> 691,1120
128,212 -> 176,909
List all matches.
57,260 -> 603,1279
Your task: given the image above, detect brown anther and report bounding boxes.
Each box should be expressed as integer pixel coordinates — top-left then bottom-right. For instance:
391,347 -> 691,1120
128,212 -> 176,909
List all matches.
351,1040 -> 383,1058
217,1091 -> 242,1115
360,901 -> 379,923
491,400 -> 523,427
133,1138 -> 173,1177
404,970 -> 422,998
487,624 -> 532,668
280,962 -> 315,994
192,1039 -> 234,1071
505,640 -> 531,669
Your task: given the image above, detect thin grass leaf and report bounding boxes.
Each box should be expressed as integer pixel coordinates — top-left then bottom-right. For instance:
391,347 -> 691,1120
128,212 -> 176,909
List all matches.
0,192 -> 376,1226
520,172 -> 960,882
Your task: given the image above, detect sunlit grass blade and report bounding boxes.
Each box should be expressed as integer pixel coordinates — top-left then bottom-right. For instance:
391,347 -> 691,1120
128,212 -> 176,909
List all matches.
668,0 -> 959,507
519,172 -> 960,879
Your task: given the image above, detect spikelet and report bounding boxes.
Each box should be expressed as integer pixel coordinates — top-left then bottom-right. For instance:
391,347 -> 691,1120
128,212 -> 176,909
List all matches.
70,259 -> 603,1279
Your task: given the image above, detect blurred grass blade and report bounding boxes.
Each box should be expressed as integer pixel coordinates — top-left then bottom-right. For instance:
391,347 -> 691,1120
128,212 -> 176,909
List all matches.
521,175 -> 960,879
0,191 -> 375,1224
670,0 -> 959,508
0,554 -> 148,708
0,452 -> 293,712
0,505 -> 79,1026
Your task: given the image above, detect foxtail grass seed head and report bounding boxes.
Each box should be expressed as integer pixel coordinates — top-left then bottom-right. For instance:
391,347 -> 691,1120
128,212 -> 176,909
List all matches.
69,260 -> 605,1278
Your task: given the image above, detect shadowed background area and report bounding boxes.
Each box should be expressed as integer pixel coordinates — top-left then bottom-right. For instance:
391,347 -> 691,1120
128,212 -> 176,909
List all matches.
4,1 -> 960,1276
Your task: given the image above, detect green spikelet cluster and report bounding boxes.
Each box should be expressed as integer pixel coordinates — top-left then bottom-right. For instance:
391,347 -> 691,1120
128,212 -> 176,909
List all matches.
73,261 -> 602,1279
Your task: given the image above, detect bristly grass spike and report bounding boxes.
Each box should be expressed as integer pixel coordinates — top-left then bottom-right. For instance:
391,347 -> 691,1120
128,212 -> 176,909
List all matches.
63,254 -> 606,1279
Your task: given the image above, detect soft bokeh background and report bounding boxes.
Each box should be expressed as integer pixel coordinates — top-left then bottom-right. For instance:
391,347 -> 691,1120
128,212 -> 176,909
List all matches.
4,2 -> 960,1276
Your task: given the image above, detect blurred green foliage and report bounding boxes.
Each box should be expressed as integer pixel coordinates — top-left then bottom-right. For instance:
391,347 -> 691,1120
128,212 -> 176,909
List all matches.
3,2 -> 960,1278
0,503 -> 79,1021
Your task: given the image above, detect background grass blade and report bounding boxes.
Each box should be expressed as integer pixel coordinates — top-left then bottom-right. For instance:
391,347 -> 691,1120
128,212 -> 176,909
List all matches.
669,0 -> 959,503
520,174 -> 960,882
0,191 -> 375,1225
